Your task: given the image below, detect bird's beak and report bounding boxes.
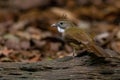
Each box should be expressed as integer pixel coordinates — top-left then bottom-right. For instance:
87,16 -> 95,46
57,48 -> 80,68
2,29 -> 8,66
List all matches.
51,23 -> 57,27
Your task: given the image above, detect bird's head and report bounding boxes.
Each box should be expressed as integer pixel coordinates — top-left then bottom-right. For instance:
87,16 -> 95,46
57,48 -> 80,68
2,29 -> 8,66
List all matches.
51,20 -> 74,33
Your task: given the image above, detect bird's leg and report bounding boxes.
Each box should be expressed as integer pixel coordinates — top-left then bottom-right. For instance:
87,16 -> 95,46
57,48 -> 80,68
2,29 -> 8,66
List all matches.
73,47 -> 76,58
69,42 -> 77,58
71,47 -> 76,67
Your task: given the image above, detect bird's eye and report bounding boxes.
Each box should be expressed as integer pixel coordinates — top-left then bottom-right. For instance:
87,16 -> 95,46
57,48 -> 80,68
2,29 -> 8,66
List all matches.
60,22 -> 63,25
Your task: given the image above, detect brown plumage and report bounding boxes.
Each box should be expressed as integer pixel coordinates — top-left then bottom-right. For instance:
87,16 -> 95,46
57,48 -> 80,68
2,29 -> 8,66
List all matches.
51,19 -> 118,58
64,27 -> 110,57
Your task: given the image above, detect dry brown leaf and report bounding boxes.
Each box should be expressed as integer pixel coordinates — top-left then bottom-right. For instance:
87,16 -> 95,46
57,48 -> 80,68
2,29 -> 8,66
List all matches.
0,47 -> 14,56
111,41 -> 120,54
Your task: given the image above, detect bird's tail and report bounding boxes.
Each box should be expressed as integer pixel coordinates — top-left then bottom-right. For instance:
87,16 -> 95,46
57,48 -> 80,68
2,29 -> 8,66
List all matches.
89,43 -> 120,60
88,43 -> 110,57
80,41 -> 120,60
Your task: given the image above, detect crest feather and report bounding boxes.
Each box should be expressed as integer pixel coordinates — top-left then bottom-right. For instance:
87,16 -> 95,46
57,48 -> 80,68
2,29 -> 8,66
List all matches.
58,14 -> 68,21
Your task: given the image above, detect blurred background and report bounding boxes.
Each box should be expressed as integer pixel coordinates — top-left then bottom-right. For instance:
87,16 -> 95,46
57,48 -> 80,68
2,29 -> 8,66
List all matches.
0,0 -> 119,62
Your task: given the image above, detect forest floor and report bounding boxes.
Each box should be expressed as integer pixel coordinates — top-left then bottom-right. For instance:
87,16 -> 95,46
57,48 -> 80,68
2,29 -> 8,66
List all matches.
0,0 -> 119,79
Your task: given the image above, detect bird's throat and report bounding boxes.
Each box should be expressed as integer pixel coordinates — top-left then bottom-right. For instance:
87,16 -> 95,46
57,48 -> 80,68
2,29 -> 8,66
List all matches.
57,27 -> 65,33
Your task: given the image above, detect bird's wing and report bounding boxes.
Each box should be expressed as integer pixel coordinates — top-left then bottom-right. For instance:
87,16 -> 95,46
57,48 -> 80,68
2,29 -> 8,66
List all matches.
65,27 -> 93,43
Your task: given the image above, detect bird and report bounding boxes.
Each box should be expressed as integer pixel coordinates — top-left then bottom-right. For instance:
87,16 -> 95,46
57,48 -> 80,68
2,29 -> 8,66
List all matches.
51,18 -> 114,58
